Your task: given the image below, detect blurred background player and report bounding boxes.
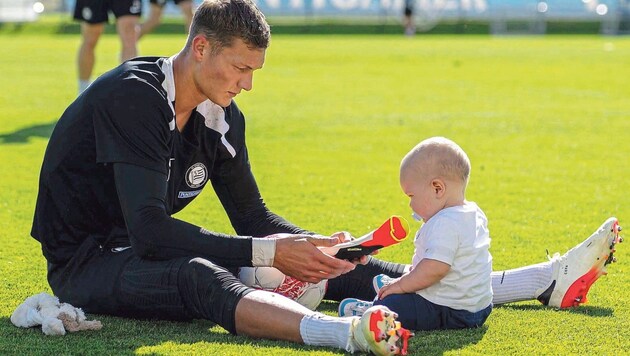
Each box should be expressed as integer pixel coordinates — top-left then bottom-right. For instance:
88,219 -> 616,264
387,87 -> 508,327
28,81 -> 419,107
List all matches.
403,0 -> 415,36
74,0 -> 142,94
138,0 -> 195,39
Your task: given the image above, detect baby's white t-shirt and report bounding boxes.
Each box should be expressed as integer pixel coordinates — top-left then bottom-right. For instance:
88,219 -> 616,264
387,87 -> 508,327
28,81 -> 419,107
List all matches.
412,201 -> 493,312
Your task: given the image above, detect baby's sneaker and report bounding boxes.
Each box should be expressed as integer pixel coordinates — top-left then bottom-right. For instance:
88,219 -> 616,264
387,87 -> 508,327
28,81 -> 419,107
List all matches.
339,298 -> 373,317
537,217 -> 622,308
350,305 -> 413,356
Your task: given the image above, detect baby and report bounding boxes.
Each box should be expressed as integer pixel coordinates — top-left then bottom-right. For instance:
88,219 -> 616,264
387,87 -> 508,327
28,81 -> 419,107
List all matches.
340,136 -> 493,331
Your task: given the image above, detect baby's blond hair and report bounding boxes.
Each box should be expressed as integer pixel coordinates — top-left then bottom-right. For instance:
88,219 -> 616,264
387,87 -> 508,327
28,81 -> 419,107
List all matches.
401,137 -> 471,186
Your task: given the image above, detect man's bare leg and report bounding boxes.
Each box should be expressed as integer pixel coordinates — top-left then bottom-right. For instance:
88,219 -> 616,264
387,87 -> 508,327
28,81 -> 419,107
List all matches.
235,290 -> 307,342
116,15 -> 139,62
234,290 -> 411,355
137,3 -> 163,39
77,22 -> 104,93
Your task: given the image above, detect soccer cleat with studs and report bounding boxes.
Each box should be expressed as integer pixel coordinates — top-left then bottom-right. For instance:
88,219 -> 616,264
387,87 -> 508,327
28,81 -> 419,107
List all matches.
537,217 -> 622,308
352,305 -> 414,356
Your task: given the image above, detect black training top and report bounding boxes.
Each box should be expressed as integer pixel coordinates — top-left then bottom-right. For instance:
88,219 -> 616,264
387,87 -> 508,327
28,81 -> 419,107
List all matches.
32,56 -> 305,266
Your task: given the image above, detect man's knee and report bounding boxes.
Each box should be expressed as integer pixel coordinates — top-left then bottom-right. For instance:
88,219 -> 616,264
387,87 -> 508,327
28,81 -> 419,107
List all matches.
148,4 -> 164,24
81,23 -> 104,48
178,258 -> 252,334
116,15 -> 139,43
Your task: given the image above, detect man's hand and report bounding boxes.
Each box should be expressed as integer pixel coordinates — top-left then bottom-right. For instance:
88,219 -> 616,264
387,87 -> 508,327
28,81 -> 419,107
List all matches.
272,233 -> 357,283
322,231 -> 373,265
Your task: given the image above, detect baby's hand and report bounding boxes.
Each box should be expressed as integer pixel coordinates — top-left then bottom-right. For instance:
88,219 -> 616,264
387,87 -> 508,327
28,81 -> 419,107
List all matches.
378,278 -> 405,299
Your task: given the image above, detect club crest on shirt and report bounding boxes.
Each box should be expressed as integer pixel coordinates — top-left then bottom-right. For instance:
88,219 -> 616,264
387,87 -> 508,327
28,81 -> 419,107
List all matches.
185,163 -> 207,189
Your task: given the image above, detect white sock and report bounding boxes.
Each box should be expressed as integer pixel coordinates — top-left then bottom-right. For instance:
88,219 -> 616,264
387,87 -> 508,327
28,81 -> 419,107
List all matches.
78,80 -> 92,94
491,261 -> 553,304
299,313 -> 360,353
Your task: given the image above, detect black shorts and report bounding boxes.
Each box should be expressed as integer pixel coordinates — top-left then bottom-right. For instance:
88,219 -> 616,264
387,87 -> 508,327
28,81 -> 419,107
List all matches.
149,0 -> 190,6
48,238 -> 252,334
73,0 -> 142,24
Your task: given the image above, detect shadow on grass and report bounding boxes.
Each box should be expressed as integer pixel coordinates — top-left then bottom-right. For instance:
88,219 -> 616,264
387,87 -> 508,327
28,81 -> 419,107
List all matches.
0,120 -> 57,144
496,303 -> 614,317
317,300 -> 340,314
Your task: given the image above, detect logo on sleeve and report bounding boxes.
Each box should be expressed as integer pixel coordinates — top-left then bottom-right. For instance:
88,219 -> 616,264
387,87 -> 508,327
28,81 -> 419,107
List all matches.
185,163 -> 208,188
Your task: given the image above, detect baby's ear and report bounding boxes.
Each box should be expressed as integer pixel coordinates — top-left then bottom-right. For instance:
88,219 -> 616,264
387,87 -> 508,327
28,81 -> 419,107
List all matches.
432,179 -> 446,196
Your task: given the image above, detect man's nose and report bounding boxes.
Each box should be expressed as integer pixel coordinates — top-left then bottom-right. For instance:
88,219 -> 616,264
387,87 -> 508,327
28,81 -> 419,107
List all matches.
239,73 -> 253,91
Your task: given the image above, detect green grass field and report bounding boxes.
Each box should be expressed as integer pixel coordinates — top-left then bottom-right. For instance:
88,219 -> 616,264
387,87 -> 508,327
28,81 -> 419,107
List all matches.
1,25 -> 629,355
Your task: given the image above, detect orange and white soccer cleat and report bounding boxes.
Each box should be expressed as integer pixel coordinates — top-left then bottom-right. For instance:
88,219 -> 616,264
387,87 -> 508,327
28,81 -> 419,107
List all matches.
351,305 -> 413,356
537,217 -> 622,308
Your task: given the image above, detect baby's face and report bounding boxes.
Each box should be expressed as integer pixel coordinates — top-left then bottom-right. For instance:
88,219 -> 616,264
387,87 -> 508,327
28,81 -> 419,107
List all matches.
399,167 -> 442,222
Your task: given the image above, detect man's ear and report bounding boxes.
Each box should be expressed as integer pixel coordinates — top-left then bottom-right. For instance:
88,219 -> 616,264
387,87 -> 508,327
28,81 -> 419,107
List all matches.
432,179 -> 446,197
191,35 -> 208,59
